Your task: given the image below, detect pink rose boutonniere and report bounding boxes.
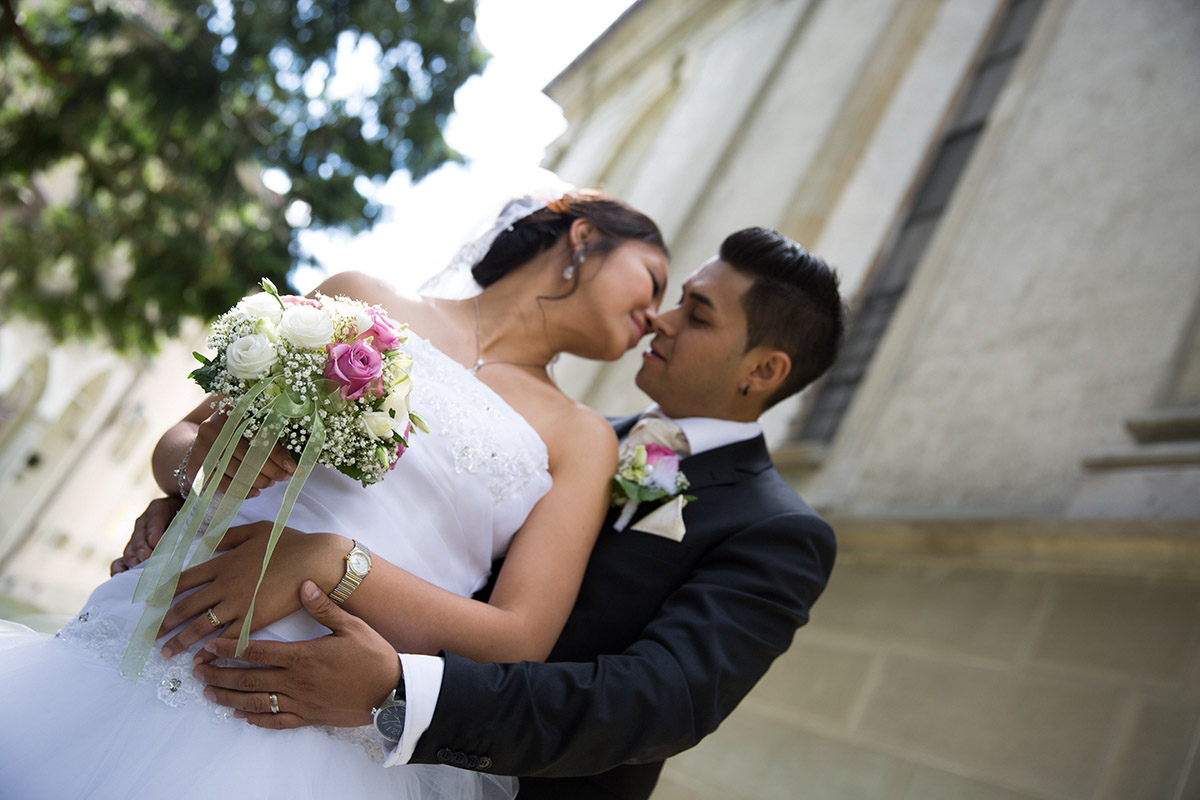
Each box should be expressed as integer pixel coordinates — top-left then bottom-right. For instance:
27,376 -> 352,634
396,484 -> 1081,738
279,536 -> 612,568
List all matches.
611,442 -> 695,541
326,340 -> 385,400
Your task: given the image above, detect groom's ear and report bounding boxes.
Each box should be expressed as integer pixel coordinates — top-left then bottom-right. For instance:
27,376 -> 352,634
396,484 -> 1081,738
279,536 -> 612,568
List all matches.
743,347 -> 791,398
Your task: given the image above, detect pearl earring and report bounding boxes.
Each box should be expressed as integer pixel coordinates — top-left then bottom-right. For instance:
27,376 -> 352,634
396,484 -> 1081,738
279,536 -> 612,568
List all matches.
564,248 -> 585,281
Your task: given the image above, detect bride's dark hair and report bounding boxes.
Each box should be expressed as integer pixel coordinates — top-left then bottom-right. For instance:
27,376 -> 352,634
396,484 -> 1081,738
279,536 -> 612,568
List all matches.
471,190 -> 667,290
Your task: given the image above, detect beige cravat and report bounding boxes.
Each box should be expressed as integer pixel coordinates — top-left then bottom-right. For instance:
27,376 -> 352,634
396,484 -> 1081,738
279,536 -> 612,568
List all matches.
621,416 -> 691,458
615,416 -> 692,541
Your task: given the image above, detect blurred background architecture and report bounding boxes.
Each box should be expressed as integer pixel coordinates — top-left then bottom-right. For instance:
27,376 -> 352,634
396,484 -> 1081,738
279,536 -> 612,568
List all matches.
2,0 -> 1199,797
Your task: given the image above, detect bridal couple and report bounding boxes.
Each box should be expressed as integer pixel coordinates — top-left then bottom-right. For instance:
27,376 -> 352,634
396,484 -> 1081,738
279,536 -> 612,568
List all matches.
0,190 -> 844,799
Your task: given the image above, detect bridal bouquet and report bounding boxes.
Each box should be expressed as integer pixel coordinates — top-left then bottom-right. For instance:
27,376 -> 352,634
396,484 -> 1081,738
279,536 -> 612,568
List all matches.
189,278 -> 425,484
123,279 -> 425,678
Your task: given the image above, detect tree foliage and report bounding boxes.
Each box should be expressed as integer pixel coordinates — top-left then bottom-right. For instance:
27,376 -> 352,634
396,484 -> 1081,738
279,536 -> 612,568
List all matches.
0,0 -> 486,352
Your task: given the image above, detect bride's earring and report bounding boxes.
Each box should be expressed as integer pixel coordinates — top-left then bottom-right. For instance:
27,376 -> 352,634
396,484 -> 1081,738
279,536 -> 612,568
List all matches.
564,248 -> 584,281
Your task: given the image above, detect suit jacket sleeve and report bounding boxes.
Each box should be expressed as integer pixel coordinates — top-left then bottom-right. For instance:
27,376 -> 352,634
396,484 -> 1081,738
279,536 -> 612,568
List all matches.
411,509 -> 836,777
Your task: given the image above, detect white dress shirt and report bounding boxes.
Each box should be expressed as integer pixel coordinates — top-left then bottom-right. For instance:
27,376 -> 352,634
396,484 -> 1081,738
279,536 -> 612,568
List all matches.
386,407 -> 762,766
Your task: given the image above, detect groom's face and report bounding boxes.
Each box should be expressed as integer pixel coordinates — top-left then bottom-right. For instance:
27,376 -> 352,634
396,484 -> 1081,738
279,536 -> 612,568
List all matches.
635,258 -> 753,420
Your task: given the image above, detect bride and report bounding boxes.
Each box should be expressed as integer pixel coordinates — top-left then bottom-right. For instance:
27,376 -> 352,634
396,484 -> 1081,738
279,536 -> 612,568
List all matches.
0,190 -> 669,799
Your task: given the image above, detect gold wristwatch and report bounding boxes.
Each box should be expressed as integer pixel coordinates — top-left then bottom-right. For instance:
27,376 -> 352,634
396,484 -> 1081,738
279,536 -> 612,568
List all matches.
329,540 -> 371,605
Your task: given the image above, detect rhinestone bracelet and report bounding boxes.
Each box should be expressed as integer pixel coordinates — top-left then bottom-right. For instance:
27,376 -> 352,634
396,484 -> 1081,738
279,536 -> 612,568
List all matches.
173,441 -> 195,499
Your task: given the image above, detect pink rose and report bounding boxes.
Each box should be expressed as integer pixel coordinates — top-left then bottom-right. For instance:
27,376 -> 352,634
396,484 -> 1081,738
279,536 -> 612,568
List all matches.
389,422 -> 413,469
282,296 -> 320,307
325,340 -> 384,400
360,309 -> 404,352
644,443 -> 679,466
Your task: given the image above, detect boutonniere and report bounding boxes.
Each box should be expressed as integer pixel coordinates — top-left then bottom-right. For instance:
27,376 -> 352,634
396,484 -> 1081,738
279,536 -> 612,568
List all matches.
611,443 -> 695,541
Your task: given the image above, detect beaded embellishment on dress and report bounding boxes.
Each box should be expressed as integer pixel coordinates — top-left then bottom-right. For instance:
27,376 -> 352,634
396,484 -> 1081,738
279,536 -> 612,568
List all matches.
405,334 -> 549,503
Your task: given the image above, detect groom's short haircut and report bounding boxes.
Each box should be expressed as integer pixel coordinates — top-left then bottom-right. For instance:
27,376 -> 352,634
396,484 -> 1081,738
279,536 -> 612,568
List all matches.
720,227 -> 845,408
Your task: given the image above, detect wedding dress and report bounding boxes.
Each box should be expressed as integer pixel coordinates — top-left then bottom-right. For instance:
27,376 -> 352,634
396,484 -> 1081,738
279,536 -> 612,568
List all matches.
0,333 -> 551,799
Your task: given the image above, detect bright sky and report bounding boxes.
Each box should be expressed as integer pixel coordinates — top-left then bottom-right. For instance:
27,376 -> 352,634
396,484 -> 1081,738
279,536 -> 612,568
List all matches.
291,0 -> 639,295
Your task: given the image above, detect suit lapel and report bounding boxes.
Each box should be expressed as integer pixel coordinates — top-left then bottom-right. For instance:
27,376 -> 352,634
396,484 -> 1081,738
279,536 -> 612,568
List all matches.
681,435 -> 772,490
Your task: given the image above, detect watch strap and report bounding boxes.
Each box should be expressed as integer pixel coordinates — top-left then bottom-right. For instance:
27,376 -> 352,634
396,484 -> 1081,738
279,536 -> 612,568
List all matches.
329,540 -> 370,606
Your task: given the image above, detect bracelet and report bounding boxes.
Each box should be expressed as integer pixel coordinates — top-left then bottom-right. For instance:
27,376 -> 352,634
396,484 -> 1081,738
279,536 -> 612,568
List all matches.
173,441 -> 195,499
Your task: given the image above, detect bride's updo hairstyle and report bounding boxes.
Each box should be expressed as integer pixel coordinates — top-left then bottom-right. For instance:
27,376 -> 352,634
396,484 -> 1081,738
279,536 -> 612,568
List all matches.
471,190 -> 667,294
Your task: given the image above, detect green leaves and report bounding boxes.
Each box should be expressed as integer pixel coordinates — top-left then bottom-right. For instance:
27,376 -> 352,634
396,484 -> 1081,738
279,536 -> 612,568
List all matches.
0,0 -> 486,353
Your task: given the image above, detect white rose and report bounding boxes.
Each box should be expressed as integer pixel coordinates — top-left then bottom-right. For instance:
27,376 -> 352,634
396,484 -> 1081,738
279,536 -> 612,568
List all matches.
280,305 -> 334,348
361,411 -> 394,440
380,378 -> 413,431
225,334 -> 278,379
235,292 -> 283,325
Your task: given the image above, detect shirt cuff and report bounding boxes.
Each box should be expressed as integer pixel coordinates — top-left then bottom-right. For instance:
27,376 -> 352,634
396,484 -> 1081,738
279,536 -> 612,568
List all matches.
383,653 -> 445,767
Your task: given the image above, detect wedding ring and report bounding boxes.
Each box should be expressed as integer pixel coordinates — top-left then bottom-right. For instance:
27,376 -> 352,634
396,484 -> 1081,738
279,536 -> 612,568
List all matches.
268,693 -> 280,714
206,608 -> 222,628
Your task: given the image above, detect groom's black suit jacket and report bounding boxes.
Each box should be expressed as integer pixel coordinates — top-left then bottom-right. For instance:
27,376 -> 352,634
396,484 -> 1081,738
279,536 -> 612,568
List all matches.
411,414 -> 836,799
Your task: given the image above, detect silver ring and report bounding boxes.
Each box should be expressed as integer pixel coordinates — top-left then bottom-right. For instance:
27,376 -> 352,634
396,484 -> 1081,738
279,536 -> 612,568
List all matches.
206,608 -> 222,628
268,692 -> 280,714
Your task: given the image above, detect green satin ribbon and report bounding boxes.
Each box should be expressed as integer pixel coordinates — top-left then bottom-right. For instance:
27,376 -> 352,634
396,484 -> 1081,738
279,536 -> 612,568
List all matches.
120,379 -> 334,679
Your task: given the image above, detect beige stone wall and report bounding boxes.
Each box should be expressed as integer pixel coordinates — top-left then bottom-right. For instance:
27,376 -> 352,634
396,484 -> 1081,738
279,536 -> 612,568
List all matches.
803,0 -> 1200,515
654,553 -> 1200,800
547,0 -> 1200,517
0,325 -> 205,614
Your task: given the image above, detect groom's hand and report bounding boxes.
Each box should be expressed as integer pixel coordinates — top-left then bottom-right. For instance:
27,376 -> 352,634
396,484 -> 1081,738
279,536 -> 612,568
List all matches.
110,496 -> 184,575
194,581 -> 400,730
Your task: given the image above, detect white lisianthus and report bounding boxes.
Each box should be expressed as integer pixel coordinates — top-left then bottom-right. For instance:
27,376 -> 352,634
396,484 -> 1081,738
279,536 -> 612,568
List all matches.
254,316 -> 279,340
326,299 -> 374,338
380,377 -> 413,431
235,292 -> 284,325
225,334 -> 278,379
280,305 -> 334,348
361,411 -> 394,440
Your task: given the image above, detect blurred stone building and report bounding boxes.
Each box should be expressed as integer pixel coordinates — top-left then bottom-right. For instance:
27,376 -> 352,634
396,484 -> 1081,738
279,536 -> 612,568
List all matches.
540,0 -> 1200,798
1,0 -> 1198,797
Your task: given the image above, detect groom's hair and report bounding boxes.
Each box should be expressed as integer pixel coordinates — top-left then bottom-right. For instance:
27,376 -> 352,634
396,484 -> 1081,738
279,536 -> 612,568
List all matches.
472,190 -> 667,292
720,228 -> 845,408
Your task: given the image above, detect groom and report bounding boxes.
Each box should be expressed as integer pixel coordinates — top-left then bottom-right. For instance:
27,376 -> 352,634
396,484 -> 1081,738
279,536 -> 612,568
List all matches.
138,227 -> 844,799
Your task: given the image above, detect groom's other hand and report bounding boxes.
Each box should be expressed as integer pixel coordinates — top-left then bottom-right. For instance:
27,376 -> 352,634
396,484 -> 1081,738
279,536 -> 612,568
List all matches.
110,495 -> 184,575
195,580 -> 400,730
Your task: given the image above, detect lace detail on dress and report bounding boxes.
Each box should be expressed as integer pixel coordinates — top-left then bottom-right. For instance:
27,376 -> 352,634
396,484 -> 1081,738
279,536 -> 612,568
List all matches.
55,606 -> 392,762
56,606 -> 236,721
406,335 -> 549,503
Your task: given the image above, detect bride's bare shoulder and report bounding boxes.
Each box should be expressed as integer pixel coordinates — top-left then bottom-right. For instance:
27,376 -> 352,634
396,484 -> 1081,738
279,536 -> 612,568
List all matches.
310,271 -> 423,317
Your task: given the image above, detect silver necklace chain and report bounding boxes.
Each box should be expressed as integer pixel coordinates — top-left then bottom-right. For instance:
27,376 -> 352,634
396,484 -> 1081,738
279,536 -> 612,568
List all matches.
470,296 -> 550,376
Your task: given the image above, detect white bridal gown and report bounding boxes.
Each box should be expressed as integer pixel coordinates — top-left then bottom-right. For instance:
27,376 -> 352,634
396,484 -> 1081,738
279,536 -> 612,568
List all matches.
0,334 -> 551,800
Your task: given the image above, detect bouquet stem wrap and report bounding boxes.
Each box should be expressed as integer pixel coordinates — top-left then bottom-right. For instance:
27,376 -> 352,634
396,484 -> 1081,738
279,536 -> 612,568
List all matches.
119,380 -> 328,680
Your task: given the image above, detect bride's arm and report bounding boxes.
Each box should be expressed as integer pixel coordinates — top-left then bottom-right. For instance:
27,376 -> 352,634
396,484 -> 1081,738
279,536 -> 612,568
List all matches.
161,407 -> 616,664
149,398 -> 297,499
343,408 -> 617,663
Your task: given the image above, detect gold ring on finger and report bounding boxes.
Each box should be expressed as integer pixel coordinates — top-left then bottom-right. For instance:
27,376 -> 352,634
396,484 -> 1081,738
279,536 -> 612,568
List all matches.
206,607 -> 222,628
269,692 -> 280,714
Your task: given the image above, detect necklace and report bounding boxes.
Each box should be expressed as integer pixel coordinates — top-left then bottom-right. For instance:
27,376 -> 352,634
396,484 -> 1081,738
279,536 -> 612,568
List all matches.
469,296 -> 551,376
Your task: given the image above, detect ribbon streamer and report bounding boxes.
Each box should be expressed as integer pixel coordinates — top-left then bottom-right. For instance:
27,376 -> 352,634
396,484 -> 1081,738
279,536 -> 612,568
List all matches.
119,380 -> 335,678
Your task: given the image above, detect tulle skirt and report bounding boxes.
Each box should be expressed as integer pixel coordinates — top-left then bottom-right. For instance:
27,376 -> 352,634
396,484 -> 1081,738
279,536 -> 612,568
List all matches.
0,621 -> 516,800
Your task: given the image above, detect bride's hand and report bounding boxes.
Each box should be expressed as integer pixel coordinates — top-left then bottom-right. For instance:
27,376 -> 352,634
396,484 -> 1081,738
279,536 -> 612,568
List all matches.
157,522 -> 349,658
189,411 -> 297,497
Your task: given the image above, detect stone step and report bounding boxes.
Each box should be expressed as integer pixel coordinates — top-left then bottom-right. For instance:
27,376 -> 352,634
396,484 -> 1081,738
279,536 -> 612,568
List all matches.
1125,404 -> 1200,444
1083,440 -> 1200,470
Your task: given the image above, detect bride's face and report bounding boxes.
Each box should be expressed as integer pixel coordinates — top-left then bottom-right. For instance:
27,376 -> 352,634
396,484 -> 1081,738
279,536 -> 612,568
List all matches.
566,239 -> 669,360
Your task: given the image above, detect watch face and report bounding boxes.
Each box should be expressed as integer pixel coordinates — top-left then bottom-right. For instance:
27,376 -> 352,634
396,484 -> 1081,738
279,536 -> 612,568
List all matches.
375,700 -> 406,741
347,550 -> 370,575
